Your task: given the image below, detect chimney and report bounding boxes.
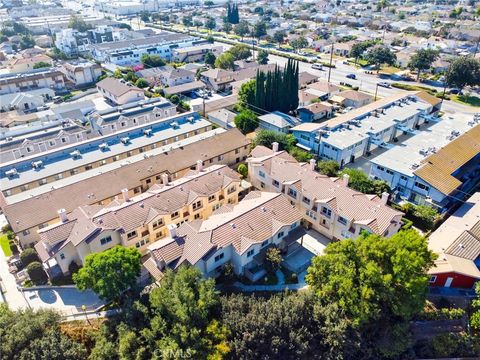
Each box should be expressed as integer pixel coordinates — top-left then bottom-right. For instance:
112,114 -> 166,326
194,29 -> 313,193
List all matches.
121,188 -> 129,202
58,208 -> 67,223
381,192 -> 389,205
272,142 -> 279,152
342,174 -> 350,187
309,158 -> 316,171
167,223 -> 177,238
196,159 -> 203,172
161,173 -> 169,185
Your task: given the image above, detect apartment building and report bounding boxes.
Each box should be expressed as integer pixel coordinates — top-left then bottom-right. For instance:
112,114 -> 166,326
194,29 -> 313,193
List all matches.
1,129 -> 251,248
427,192 -> 480,289
370,121 -> 480,211
96,77 -> 145,105
144,191 -> 302,282
91,33 -> 204,65
0,68 -> 67,95
291,91 -> 441,167
172,44 -> 223,63
20,14 -> 107,34
7,54 -> 53,73
89,97 -> 177,136
55,26 -> 114,57
34,164 -> 242,277
61,61 -> 103,87
0,112 -> 212,198
247,145 -> 404,240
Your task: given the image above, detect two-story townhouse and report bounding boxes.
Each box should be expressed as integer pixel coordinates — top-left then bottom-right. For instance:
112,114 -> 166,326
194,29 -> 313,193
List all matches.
34,164 -> 243,277
143,191 -> 302,282
96,77 -> 145,105
247,145 -> 404,240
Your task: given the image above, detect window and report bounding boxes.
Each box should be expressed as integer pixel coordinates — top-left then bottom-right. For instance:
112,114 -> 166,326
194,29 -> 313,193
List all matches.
227,186 -> 236,195
338,216 -> 348,225
287,188 -> 297,199
400,175 -> 408,181
212,203 -> 221,211
38,179 -> 47,186
428,276 -> 437,283
306,210 -> 317,220
60,253 -> 65,260
23,230 -> 30,236
277,231 -> 284,239
259,170 -> 265,178
272,180 -> 280,187
414,182 -> 430,191
261,240 -> 269,248
54,174 -> 63,180
235,148 -> 240,154
171,211 -> 180,219
192,200 -> 202,211
126,231 -> 137,240
100,236 -> 112,245
290,223 -> 297,229
217,155 -> 224,161
386,169 -> 394,175
247,249 -> 254,257
155,231 -> 164,239
214,253 -> 224,262
152,219 -> 164,229
61,138 -> 67,143
302,196 -> 310,205
321,207 -> 332,218
194,213 -> 201,220
208,195 -> 216,202
85,165 -> 93,171
135,238 -> 149,248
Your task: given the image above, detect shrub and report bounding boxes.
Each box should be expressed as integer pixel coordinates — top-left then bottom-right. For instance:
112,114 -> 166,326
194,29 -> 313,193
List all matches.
26,261 -> 48,285
237,164 -> 248,178
20,248 -> 39,266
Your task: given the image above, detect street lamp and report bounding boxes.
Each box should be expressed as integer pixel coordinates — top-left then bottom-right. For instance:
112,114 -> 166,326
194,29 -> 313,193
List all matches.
81,304 -> 91,325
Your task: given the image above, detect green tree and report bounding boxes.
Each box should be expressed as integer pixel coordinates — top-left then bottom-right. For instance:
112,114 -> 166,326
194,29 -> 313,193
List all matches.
273,31 -> 286,48
27,261 -> 48,285
445,57 -> 480,89
471,282 -> 480,333
365,45 -> 397,72
253,130 -> 296,151
220,292 -> 350,359
134,78 -> 149,88
182,15 -> 193,27
317,160 -> 340,177
408,48 -> 439,80
68,15 -> 91,32
349,41 -> 376,66
204,17 -> 216,32
139,11 -> 150,22
265,246 -> 282,274
19,34 -> 35,50
227,44 -> 252,60
0,307 -> 87,360
257,49 -> 269,65
340,168 -> 390,196
288,147 -> 313,162
33,61 -> 51,69
214,52 -> 235,70
234,109 -> 259,134
204,51 -> 216,67
290,36 -> 308,53
20,248 -> 40,266
238,79 -> 256,107
252,21 -> 267,40
73,246 -> 141,302
222,21 -> 232,33
307,230 -> 436,357
140,53 -> 166,68
234,21 -> 250,40
237,163 -> 248,178
413,204 -> 439,230
194,20 -> 203,30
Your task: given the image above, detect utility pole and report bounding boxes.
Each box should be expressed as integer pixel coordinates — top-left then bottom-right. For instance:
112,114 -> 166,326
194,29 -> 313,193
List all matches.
202,85 -> 206,117
327,41 -> 334,83
374,83 -> 379,101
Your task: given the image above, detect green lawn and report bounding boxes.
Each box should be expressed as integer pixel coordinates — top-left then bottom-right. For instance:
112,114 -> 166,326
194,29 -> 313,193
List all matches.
0,233 -> 12,257
451,94 -> 480,107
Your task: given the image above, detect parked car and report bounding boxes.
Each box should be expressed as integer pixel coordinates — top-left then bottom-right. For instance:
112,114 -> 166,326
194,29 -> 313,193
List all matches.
311,63 -> 323,70
346,73 -> 356,79
448,88 -> 462,95
52,96 -> 63,104
377,81 -> 391,88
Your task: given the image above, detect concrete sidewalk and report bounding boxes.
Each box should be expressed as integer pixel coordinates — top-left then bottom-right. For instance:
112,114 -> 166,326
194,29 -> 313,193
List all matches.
0,246 -> 28,310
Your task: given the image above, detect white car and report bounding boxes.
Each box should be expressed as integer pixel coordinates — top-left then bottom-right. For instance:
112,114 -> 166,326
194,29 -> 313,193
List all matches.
377,81 -> 391,88
311,63 -> 323,70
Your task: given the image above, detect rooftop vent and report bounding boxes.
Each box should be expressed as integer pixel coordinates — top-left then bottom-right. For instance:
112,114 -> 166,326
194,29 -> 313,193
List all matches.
121,137 -> 130,144
99,142 -> 109,150
32,160 -> 43,169
143,128 -> 152,136
6,168 -> 17,177
70,150 -> 81,158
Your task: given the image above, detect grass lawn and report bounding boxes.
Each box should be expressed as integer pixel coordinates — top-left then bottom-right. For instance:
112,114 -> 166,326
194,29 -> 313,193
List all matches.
0,233 -> 12,257
451,94 -> 480,107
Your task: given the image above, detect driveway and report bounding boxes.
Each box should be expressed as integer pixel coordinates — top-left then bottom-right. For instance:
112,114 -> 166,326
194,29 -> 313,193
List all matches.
0,246 -> 28,310
22,286 -> 104,316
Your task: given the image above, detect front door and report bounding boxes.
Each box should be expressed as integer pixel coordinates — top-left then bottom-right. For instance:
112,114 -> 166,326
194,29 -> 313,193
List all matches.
444,277 -> 453,288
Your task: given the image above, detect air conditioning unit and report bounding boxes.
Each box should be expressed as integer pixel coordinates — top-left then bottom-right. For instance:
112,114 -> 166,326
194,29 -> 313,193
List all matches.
170,121 -> 179,129
99,142 -> 109,150
32,160 -> 43,169
6,168 -> 17,177
143,128 -> 152,136
187,116 -> 195,123
70,150 -> 81,158
121,137 -> 130,144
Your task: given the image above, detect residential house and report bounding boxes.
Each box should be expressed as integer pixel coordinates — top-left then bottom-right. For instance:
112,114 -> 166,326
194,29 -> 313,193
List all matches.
35,164 -> 243,277
172,43 -> 223,63
247,145 -> 404,240
135,66 -> 195,87
428,192 -> 480,289
200,68 -> 234,92
297,102 -> 334,122
207,109 -> 237,129
144,191 -> 302,281
332,90 -> 374,109
0,88 -> 55,112
299,72 -> 319,88
96,77 -> 145,105
258,111 -> 300,133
